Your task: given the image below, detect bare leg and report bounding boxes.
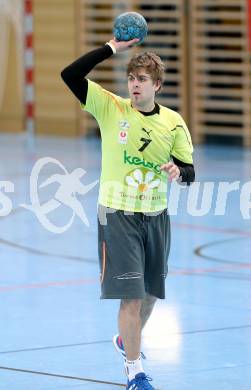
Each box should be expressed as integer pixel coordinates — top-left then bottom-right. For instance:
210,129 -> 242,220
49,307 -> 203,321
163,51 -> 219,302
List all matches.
118,299 -> 142,360
118,294 -> 157,361
140,293 -> 157,330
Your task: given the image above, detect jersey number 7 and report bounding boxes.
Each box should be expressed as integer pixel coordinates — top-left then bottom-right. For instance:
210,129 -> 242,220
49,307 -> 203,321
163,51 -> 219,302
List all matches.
138,138 -> 152,152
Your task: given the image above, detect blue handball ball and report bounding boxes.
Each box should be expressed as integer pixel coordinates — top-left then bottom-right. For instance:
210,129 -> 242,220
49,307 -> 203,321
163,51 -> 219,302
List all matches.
113,12 -> 148,43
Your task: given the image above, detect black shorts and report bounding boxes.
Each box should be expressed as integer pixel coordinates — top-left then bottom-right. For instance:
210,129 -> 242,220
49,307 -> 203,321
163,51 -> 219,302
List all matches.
97,205 -> 171,299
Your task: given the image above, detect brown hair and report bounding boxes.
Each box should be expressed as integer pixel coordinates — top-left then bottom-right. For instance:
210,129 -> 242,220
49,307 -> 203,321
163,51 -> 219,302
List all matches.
127,52 -> 165,91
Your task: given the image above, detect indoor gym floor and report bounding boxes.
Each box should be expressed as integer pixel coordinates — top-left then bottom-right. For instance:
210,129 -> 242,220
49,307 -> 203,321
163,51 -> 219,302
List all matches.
0,133 -> 250,390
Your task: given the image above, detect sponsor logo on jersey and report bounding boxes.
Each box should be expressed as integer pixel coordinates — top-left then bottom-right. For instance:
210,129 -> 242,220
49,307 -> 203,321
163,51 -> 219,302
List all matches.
125,168 -> 161,193
118,120 -> 130,144
141,127 -> 152,138
123,150 -> 161,174
118,130 -> 128,144
119,119 -> 130,130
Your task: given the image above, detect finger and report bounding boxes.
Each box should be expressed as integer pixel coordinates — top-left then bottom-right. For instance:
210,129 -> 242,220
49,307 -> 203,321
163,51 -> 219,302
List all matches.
169,173 -> 179,182
120,39 -> 139,48
168,166 -> 178,175
163,165 -> 176,174
127,38 -> 140,44
117,38 -> 139,45
160,163 -> 172,171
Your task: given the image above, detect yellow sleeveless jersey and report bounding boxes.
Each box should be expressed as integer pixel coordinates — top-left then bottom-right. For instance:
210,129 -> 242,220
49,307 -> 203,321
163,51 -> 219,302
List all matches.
81,80 -> 193,212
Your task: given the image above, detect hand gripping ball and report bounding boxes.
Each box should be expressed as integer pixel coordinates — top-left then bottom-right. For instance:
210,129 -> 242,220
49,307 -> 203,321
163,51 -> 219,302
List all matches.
113,12 -> 148,43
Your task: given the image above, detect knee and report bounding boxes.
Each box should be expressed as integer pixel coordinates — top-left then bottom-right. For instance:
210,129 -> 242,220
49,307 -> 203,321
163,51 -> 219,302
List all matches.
143,294 -> 157,309
120,299 -> 142,316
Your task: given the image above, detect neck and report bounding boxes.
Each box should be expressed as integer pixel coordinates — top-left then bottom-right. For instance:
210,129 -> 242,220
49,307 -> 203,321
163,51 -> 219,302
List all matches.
132,101 -> 155,113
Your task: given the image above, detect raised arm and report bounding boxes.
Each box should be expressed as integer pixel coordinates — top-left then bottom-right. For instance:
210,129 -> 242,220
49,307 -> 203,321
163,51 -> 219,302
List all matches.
61,38 -> 139,104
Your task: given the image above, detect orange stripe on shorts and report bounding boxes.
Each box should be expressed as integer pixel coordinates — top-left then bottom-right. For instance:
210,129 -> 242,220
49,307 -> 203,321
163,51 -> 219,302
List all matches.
100,241 -> 106,284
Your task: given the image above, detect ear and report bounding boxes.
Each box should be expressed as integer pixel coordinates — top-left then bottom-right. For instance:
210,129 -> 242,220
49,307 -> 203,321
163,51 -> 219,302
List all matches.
154,80 -> 161,93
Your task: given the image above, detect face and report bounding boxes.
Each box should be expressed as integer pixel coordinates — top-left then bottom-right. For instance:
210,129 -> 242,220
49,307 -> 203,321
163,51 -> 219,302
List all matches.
127,68 -> 161,112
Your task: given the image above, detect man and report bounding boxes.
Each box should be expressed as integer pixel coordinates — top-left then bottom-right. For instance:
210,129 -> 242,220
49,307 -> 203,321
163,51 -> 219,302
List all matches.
61,37 -> 195,390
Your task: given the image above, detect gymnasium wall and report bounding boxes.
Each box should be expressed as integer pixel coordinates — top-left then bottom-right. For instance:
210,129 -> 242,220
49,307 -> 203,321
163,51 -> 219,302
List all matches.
33,0 -> 79,136
0,0 -> 250,144
0,0 -> 24,132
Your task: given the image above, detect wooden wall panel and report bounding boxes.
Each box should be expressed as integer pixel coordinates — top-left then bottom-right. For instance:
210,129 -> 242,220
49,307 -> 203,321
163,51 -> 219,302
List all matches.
190,0 -> 251,146
0,7 -> 24,133
33,0 -> 79,136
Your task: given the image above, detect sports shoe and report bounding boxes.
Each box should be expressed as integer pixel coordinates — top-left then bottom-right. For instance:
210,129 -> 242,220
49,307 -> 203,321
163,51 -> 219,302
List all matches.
126,372 -> 155,389
113,334 -> 146,360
